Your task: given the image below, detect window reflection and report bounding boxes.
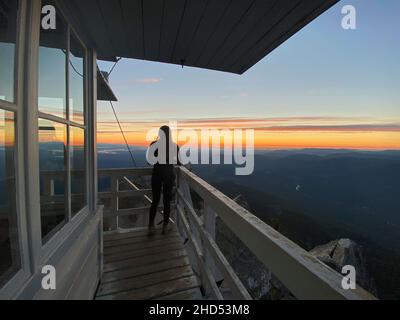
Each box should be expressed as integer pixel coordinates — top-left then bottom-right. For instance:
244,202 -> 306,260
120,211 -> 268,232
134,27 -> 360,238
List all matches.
39,119 -> 67,241
0,0 -> 18,103
38,5 -> 67,118
69,33 -> 85,124
0,110 -> 19,285
70,126 -> 86,216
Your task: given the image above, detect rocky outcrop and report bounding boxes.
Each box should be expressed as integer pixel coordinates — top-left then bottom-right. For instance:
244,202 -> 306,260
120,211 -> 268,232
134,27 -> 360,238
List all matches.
309,238 -> 377,295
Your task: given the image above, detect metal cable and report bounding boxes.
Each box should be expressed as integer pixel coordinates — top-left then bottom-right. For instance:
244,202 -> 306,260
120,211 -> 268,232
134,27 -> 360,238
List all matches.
108,100 -> 138,168
108,57 -> 121,77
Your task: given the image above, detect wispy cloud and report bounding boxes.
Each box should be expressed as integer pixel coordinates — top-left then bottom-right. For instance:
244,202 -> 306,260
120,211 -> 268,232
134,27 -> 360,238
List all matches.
97,116 -> 400,133
255,124 -> 400,132
133,78 -> 162,84
219,92 -> 249,99
97,108 -> 177,117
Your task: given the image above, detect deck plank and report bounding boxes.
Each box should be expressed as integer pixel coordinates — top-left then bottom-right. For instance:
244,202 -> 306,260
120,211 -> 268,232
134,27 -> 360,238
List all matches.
104,226 -> 179,241
97,265 -> 194,297
103,249 -> 187,273
104,236 -> 182,254
101,256 -> 191,283
154,288 -> 204,300
104,232 -> 179,248
104,237 -> 183,255
96,226 -> 202,300
96,275 -> 200,300
104,241 -> 184,263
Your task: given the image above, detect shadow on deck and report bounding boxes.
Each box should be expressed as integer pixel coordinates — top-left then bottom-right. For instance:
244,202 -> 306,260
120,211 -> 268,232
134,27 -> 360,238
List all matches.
95,225 -> 202,300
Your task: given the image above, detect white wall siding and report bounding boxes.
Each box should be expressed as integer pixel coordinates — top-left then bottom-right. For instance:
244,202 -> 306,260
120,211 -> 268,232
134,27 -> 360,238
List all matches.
16,207 -> 103,300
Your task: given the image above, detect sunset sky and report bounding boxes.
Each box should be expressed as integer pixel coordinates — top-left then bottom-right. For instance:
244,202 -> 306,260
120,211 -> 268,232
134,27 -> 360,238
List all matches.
97,0 -> 400,150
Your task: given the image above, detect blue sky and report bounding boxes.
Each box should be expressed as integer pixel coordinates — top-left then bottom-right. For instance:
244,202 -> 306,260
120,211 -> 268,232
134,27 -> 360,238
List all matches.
97,0 -> 400,149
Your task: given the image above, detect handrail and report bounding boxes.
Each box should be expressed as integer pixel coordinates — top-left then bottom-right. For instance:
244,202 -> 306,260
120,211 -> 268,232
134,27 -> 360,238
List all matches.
176,166 -> 376,300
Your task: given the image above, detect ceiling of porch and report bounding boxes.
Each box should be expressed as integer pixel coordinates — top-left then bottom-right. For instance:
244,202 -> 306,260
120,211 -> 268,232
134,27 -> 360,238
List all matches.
58,0 -> 338,74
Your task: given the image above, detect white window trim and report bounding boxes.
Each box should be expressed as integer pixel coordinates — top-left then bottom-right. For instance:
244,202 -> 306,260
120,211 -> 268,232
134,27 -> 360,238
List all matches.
36,2 -> 91,250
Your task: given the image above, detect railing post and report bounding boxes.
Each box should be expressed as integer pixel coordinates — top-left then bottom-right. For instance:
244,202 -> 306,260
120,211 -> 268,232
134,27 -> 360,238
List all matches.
178,171 -> 204,285
43,176 -> 54,197
203,202 -> 223,283
178,168 -> 222,299
175,171 -> 181,232
176,169 -> 185,238
110,175 -> 118,230
176,169 -> 186,238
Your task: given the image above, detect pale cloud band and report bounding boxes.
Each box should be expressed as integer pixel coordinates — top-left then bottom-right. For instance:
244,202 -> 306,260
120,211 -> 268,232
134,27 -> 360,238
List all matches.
97,116 -> 400,133
133,78 -> 162,84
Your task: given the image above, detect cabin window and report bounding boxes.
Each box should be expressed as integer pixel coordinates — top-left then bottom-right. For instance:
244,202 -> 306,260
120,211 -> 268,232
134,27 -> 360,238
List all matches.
0,0 -> 17,103
69,32 -> 85,125
0,0 -> 20,288
38,5 -> 67,119
38,119 -> 67,240
0,111 -> 19,286
70,126 -> 86,216
38,3 -> 87,242
69,32 -> 87,217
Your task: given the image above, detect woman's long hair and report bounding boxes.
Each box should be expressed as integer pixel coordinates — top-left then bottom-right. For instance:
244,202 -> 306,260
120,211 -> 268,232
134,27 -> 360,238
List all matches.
159,125 -> 172,164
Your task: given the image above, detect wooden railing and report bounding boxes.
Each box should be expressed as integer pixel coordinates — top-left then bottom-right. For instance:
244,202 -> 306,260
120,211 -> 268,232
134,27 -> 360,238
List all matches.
175,166 -> 376,300
98,168 -> 154,230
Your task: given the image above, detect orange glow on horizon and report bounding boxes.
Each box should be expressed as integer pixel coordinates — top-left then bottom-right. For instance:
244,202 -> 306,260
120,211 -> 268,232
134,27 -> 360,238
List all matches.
96,128 -> 400,150
253,130 -> 400,150
95,116 -> 400,150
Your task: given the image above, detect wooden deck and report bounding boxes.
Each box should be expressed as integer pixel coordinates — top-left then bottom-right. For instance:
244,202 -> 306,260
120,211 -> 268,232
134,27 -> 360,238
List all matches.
95,225 -> 202,300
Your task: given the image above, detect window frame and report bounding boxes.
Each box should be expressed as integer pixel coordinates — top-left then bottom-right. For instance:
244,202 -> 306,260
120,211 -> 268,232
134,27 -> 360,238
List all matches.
37,14 -> 90,245
0,0 -> 18,105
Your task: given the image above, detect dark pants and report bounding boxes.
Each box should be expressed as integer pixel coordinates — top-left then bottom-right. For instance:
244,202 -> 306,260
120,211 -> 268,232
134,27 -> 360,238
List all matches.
149,169 -> 174,227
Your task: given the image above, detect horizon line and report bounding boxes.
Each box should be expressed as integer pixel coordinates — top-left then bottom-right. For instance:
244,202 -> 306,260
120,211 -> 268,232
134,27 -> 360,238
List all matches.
96,143 -> 400,152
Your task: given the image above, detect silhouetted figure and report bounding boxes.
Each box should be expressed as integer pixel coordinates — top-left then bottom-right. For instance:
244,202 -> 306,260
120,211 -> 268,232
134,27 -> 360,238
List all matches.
147,126 -> 179,235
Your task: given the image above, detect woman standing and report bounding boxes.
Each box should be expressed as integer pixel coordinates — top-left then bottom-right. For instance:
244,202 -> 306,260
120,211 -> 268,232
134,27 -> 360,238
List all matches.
147,126 -> 179,235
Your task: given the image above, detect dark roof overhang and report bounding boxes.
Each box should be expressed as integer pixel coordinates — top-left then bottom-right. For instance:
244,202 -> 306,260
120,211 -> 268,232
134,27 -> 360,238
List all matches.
56,0 -> 338,74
